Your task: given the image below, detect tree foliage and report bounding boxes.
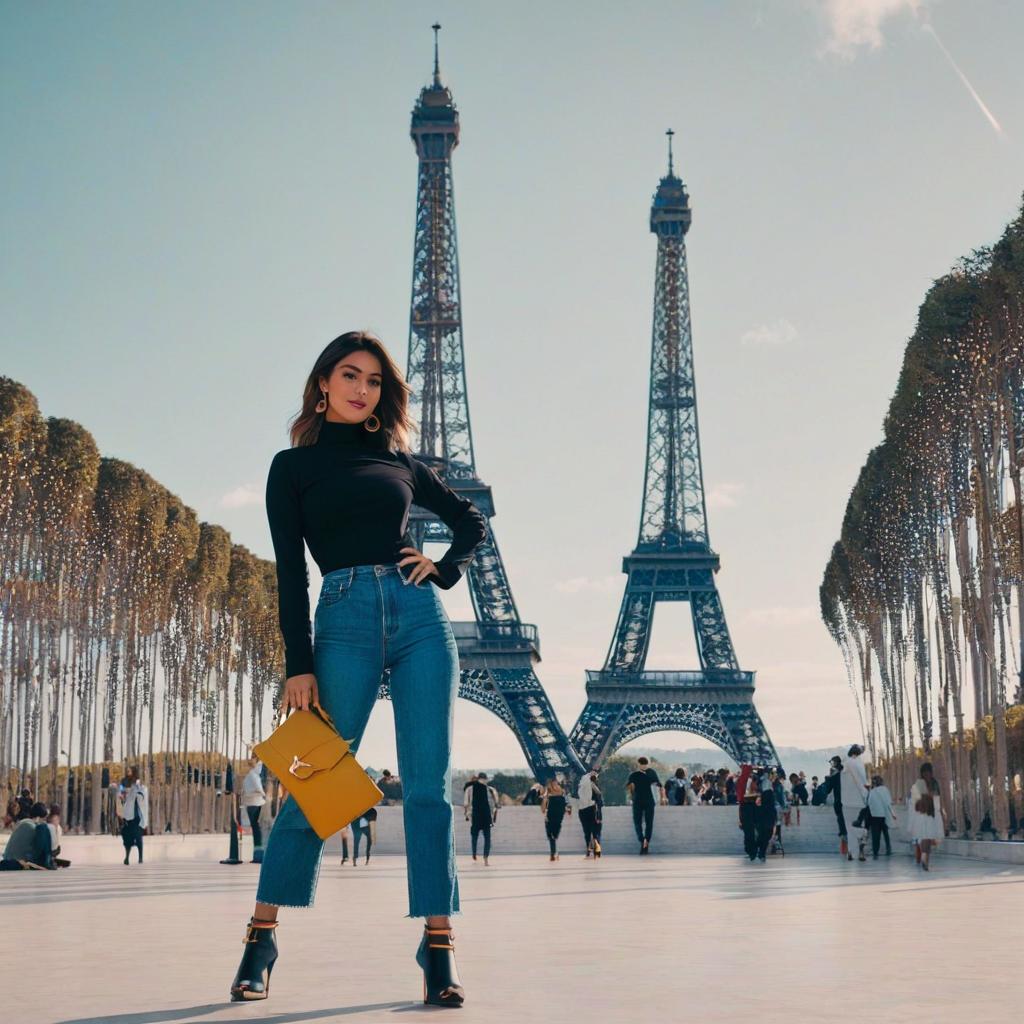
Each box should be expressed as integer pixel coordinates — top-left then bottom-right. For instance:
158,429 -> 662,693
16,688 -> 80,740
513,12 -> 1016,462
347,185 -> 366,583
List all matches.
821,196 -> 1024,837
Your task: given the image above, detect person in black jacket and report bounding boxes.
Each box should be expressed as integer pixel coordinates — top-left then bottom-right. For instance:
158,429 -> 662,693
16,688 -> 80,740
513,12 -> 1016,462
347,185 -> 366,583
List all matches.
463,773 -> 498,865
827,755 -> 848,856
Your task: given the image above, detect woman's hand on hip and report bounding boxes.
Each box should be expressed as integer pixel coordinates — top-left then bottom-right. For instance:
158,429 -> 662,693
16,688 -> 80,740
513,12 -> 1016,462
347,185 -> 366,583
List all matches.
398,546 -> 439,586
284,673 -> 319,713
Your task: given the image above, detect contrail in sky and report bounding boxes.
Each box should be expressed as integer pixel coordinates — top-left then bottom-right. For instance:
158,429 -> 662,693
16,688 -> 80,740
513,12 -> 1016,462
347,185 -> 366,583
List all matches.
921,22 -> 1004,137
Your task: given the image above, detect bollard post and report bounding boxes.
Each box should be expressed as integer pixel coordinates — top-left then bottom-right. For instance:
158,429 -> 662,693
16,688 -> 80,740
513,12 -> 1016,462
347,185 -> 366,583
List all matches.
220,799 -> 243,865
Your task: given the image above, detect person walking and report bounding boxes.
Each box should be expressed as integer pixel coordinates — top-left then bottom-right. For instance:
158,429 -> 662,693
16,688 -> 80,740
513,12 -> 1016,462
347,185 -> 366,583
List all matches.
755,769 -> 778,861
117,767 -> 148,865
908,762 -> 945,871
351,807 -> 377,865
769,768 -> 788,854
463,772 -> 498,865
228,332 -> 488,1007
826,756 -> 847,855
577,768 -> 602,858
540,779 -> 570,861
866,774 -> 896,858
841,744 -> 870,862
737,764 -> 759,862
241,757 -> 267,857
626,756 -> 664,854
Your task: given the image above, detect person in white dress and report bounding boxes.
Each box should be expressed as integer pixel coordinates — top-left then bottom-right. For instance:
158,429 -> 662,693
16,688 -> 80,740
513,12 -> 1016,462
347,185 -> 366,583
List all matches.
907,761 -> 945,871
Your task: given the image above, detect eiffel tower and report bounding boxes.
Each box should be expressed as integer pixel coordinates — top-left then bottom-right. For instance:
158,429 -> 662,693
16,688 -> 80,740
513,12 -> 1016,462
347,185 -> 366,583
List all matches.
389,26 -> 581,781
570,133 -> 779,771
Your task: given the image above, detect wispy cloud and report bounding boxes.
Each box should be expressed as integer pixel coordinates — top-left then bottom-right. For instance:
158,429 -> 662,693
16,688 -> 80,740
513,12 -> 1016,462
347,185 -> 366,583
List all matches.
744,605 -> 819,627
815,1 -> 1004,138
220,484 -> 262,509
553,575 -> 621,595
741,319 -> 798,347
706,482 -> 744,509
818,0 -> 928,59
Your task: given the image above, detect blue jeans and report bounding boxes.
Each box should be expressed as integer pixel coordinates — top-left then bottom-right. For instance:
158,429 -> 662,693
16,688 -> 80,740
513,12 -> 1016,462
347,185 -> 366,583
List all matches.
255,563 -> 461,917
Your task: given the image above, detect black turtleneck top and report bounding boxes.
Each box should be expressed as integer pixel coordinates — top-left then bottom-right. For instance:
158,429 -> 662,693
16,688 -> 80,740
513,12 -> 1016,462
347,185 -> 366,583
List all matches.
266,419 -> 489,678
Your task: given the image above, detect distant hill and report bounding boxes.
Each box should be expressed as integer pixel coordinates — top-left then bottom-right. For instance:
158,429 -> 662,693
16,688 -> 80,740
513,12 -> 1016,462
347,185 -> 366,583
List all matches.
625,745 -> 852,782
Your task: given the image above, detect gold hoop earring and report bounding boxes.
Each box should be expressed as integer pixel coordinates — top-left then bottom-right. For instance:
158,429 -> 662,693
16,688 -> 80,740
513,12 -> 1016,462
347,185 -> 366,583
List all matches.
363,414 -> 381,433
315,391 -> 328,414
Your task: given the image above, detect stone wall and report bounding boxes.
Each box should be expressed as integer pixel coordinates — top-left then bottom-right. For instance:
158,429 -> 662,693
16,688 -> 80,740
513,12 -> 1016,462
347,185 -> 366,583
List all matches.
328,804 -> 894,856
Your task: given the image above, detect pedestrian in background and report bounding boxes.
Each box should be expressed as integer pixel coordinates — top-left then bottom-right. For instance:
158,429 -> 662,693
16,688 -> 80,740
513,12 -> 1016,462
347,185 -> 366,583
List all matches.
842,744 -> 870,862
541,779 -> 570,861
626,756 -> 664,855
117,767 -> 148,865
463,772 -> 498,865
351,807 -> 377,865
241,757 -> 267,855
867,774 -> 895,858
827,756 -> 847,856
577,768 -> 602,858
908,762 -> 945,871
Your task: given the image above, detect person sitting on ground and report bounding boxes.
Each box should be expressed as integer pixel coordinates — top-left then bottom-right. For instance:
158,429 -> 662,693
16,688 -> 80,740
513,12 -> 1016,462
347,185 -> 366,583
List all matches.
46,804 -> 70,867
0,802 -> 54,870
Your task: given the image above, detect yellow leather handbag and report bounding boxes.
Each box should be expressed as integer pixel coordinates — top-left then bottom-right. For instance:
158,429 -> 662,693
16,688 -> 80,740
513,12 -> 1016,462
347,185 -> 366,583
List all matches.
253,705 -> 382,840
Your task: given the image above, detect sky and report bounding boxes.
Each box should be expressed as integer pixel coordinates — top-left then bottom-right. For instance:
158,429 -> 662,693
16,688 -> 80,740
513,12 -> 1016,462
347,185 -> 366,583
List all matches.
2,1 -> 1023,770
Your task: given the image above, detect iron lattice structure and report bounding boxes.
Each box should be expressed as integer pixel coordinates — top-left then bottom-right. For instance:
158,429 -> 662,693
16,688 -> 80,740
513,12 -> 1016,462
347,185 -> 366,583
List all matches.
570,134 -> 779,771
381,29 -> 581,781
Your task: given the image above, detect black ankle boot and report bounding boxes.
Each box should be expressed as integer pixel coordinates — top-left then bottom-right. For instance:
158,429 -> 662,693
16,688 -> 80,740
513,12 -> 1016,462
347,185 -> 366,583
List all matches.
230,918 -> 278,1001
415,926 -> 465,1008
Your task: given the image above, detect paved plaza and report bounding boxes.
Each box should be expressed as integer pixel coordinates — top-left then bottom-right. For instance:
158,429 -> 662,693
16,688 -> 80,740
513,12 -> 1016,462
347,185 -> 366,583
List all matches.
2,848 -> 1020,1024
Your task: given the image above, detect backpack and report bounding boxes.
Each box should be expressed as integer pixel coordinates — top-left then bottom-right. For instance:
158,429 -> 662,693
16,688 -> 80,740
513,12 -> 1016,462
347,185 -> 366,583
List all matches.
811,777 -> 831,806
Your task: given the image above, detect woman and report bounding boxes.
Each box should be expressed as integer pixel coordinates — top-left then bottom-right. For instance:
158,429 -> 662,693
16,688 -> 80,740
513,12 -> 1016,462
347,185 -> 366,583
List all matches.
577,768 -> 602,858
541,779 -> 570,861
117,768 -> 148,865
46,804 -> 70,868
230,332 -> 488,1006
908,762 -> 945,871
841,744 -> 870,862
827,755 -> 847,856
240,756 -> 267,852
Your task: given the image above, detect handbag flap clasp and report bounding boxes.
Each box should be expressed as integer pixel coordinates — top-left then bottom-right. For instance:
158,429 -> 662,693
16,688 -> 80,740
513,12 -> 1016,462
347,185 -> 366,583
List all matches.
285,733 -> 350,780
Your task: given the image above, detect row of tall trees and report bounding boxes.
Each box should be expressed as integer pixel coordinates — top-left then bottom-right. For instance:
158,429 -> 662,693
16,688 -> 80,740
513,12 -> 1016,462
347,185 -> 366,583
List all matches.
820,198 -> 1024,838
0,378 -> 283,831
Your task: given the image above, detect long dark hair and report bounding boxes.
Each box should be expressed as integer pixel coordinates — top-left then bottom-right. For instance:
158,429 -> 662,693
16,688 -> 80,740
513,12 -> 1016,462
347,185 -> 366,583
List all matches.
289,331 -> 414,450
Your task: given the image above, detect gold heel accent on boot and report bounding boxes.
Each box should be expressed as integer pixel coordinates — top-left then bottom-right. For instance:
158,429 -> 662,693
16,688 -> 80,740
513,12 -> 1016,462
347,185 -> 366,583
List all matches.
230,918 -> 279,1002
416,926 -> 465,1008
